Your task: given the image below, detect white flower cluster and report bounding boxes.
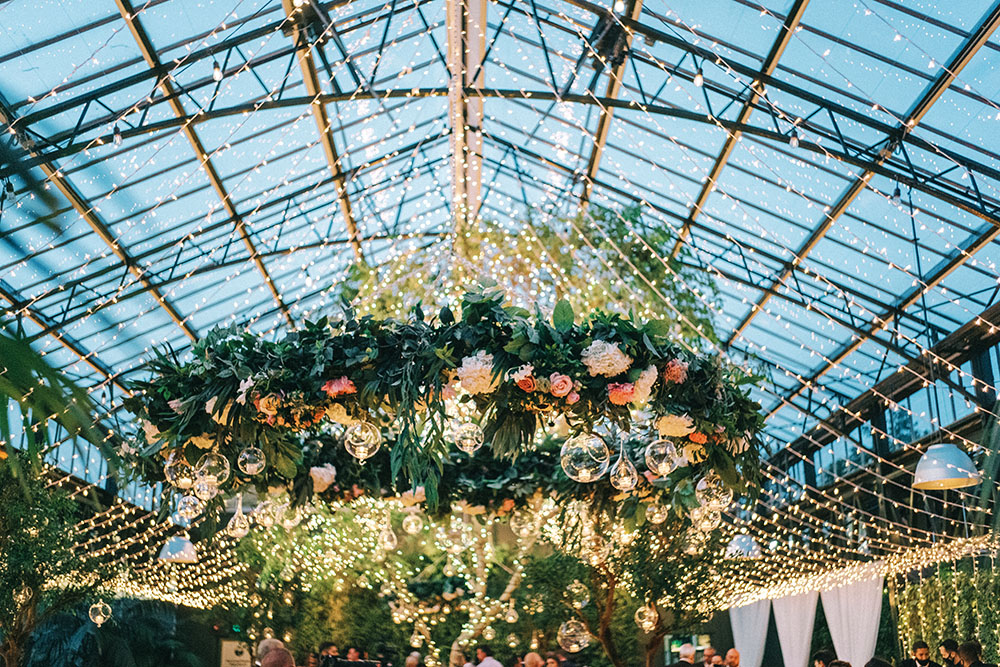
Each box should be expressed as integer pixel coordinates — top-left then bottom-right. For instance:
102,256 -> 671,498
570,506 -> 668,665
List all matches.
632,365 -> 658,404
581,340 -> 632,377
457,351 -> 497,395
510,364 -> 534,382
655,413 -> 695,438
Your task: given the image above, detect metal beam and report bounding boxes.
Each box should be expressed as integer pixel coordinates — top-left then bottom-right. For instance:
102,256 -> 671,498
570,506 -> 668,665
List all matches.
0,278 -> 126,393
725,1 -> 1000,350
447,0 -> 487,231
0,95 -> 198,345
282,0 -> 364,261
669,0 -> 810,257
115,0 -> 295,328
577,0 -> 644,210
10,86 -> 1000,234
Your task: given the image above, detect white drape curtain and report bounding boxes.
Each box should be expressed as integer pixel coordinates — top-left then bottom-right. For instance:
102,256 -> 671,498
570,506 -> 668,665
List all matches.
729,599 -> 771,667
773,591 -> 818,667
820,574 -> 884,667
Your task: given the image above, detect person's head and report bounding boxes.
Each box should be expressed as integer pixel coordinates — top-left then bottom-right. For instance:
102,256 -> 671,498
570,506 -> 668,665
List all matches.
813,650 -> 837,667
912,641 -> 931,662
940,640 -> 959,659
544,658 -> 559,667
958,642 -> 981,666
258,638 -> 286,663
864,659 -> 892,667
828,662 -> 852,667
711,657 -> 723,666
477,646 -> 494,661
405,651 -> 421,667
319,643 -> 338,657
725,649 -> 740,667
261,648 -> 295,667
679,643 -> 696,661
524,653 -> 544,667
345,647 -> 360,661
704,647 -> 717,662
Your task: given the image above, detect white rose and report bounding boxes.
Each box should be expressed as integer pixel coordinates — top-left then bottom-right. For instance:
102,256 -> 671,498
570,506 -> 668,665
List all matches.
632,365 -> 658,404
310,464 -> 337,493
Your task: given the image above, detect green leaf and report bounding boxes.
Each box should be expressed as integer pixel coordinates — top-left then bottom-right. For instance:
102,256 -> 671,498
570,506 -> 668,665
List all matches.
274,454 -> 298,479
645,319 -> 671,338
552,299 -> 574,332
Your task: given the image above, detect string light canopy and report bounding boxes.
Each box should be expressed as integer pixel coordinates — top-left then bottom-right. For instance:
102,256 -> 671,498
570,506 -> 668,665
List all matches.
4,0 -> 1000,613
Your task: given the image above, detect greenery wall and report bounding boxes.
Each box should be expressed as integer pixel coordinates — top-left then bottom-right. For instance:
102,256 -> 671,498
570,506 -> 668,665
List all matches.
897,560 -> 1000,663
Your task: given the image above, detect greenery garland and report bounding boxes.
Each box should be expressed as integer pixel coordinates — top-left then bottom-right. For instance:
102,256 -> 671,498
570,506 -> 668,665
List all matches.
124,285 -> 764,508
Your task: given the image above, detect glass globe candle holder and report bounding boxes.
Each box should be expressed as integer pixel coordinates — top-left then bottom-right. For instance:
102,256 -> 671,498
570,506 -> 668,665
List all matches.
452,421 -> 485,454
560,434 -> 610,483
557,619 -> 590,653
196,451 -> 231,485
644,439 -> 679,477
237,446 -> 266,476
344,421 -> 381,462
89,600 -> 112,627
164,452 -> 195,490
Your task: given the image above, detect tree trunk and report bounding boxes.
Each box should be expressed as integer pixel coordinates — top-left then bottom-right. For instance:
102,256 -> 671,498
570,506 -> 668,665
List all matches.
592,570 -> 626,667
644,625 -> 669,667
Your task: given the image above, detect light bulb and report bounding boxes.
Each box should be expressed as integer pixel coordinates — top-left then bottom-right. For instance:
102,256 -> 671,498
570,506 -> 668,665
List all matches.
613,0 -> 626,11
788,130 -> 799,148
892,186 -> 902,206
693,70 -> 704,87
113,125 -> 122,146
212,60 -> 223,81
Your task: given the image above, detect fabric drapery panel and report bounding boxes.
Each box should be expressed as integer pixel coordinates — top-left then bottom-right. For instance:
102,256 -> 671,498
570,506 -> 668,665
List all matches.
773,591 -> 818,667
820,574 -> 884,667
729,599 -> 771,667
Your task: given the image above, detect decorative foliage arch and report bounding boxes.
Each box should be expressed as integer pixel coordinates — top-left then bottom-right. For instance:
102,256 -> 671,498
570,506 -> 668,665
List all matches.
123,286 -> 765,514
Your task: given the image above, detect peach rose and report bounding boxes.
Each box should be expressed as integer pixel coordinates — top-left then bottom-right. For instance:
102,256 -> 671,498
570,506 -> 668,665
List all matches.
549,373 -> 573,397
607,382 -> 635,406
517,376 -> 536,392
688,431 -> 708,445
256,393 -> 280,416
566,391 -> 580,405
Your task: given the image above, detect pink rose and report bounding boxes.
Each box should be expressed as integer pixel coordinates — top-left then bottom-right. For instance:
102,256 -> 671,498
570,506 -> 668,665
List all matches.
516,376 -> 536,392
662,359 -> 689,384
322,376 -> 356,398
566,392 -> 580,405
607,382 -> 635,405
549,373 -> 573,397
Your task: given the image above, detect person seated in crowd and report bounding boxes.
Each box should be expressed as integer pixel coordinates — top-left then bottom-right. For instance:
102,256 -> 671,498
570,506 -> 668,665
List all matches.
669,642 -> 696,666
724,649 -> 740,667
956,641 -> 996,667
319,643 -> 339,658
813,649 -> 837,667
940,640 -> 960,667
262,648 -> 296,667
476,645 -> 503,667
711,655 -> 723,666
702,647 -> 717,667
902,641 -> 942,667
405,651 -> 421,667
523,652 -> 543,667
257,638 -> 286,666
344,647 -> 361,661
828,661 -> 852,667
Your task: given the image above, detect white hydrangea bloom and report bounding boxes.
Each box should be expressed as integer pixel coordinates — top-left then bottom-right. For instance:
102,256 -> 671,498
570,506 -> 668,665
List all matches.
310,463 -> 337,493
632,365 -> 658,404
581,340 -> 632,377
457,351 -> 497,395
655,413 -> 695,438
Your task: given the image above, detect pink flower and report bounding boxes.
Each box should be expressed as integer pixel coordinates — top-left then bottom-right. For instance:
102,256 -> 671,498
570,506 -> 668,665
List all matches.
516,376 -> 536,392
566,391 -> 580,405
322,376 -> 356,398
549,373 -> 573,397
663,359 -> 689,384
607,382 -> 635,405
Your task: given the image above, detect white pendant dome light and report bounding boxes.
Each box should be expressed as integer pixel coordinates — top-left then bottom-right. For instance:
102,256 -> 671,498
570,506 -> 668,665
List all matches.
913,443 -> 981,490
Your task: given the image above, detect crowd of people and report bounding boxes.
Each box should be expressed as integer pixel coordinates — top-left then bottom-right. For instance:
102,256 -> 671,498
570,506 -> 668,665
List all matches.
252,636 -> 998,667
252,637 -> 598,667
812,639 -> 998,667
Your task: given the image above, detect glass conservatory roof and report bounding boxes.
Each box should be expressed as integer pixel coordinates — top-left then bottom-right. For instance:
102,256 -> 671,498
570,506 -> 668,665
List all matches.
3,0 -> 1000,500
